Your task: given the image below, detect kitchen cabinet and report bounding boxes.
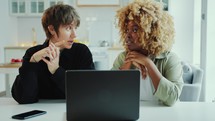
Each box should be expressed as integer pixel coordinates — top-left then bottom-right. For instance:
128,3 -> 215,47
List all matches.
4,47 -> 29,97
9,0 -> 64,16
77,0 -> 120,7
10,0 -> 26,15
29,0 -> 45,15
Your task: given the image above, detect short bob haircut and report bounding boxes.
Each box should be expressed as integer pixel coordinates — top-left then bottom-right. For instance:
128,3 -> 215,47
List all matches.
116,0 -> 175,56
42,4 -> 80,41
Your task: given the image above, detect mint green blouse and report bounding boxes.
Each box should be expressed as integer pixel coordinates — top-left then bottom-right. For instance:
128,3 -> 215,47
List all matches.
111,51 -> 184,106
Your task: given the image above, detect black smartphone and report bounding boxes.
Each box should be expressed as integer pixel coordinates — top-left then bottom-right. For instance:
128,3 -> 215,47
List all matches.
12,110 -> 47,120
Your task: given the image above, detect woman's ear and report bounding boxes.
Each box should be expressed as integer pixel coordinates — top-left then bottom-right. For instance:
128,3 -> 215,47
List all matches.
48,25 -> 56,36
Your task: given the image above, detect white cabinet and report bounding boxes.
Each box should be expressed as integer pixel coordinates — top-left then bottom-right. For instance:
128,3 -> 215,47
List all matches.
9,0 -> 64,16
29,0 -> 45,15
76,0 -> 120,6
10,0 -> 26,15
4,47 -> 29,97
4,47 -> 29,87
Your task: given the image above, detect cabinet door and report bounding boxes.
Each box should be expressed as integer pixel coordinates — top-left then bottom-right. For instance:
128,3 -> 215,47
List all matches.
77,0 -> 120,6
10,0 -> 27,16
10,0 -> 64,16
30,0 -> 45,15
4,48 -> 27,97
48,0 -> 64,7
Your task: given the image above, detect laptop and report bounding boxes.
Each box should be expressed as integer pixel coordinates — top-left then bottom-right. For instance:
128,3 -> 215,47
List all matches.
65,70 -> 140,121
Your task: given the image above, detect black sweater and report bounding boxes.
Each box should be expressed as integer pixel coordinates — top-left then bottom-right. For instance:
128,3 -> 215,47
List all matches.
11,41 -> 94,104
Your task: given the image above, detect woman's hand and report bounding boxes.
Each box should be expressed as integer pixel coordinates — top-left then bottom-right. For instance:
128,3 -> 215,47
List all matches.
30,41 -> 65,74
30,47 -> 50,63
30,40 -> 65,63
120,53 -> 132,70
42,42 -> 60,74
127,51 -> 162,90
120,61 -> 132,70
126,51 -> 151,79
127,51 -> 150,66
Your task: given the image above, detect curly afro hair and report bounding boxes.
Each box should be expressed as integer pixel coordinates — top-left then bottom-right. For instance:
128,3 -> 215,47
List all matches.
116,0 -> 175,56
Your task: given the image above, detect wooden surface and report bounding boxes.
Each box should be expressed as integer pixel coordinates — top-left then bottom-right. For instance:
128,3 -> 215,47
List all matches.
4,46 -> 31,49
108,47 -> 124,50
0,63 -> 21,68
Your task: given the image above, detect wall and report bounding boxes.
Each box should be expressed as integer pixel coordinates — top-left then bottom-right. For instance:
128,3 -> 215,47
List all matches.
17,17 -> 45,45
75,6 -> 119,47
193,0 -> 201,66
206,0 -> 215,102
169,0 -> 195,63
0,0 -> 18,92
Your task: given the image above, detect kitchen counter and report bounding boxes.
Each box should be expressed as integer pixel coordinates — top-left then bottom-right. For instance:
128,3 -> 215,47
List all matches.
108,47 -> 124,50
0,63 -> 21,97
3,46 -> 123,70
4,46 -> 31,49
4,46 -> 123,50
0,63 -> 21,68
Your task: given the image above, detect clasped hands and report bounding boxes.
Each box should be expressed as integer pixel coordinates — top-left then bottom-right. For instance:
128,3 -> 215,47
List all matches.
30,40 -> 65,74
120,51 -> 150,79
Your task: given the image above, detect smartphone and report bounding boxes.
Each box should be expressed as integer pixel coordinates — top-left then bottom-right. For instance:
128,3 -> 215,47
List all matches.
12,110 -> 46,120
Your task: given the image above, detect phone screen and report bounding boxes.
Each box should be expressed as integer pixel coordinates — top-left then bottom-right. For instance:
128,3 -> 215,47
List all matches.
12,110 -> 46,120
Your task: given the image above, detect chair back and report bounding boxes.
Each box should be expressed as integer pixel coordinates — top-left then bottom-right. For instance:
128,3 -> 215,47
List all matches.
179,62 -> 203,101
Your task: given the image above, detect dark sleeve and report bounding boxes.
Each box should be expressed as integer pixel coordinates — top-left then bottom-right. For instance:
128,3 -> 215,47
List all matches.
51,44 -> 95,94
11,47 -> 41,104
78,44 -> 95,69
51,66 -> 66,95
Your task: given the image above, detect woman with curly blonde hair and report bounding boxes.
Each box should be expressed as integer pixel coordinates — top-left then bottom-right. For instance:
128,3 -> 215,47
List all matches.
112,0 -> 183,106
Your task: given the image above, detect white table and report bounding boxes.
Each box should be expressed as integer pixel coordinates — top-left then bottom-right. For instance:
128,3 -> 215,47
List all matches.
0,63 -> 21,97
0,98 -> 215,121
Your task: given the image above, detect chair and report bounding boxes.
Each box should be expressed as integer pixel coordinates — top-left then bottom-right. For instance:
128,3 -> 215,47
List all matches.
179,62 -> 203,101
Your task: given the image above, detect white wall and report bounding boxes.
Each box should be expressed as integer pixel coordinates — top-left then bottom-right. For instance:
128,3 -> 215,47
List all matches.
76,7 -> 119,46
169,0 -> 195,63
205,0 -> 215,102
0,0 -> 18,92
193,0 -> 201,66
17,17 -> 45,45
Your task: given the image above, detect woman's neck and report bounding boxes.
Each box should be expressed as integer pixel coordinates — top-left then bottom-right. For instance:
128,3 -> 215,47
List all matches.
48,39 -> 64,51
